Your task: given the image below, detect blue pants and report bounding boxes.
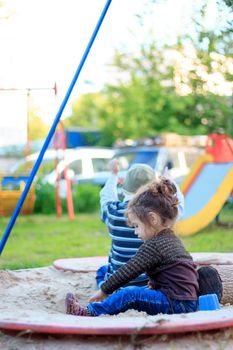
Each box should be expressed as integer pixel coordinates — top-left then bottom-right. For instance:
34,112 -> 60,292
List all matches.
87,286 -> 198,316
96,265 -> 108,288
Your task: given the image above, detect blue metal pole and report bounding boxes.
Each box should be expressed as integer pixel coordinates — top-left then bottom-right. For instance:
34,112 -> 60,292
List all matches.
0,0 -> 112,255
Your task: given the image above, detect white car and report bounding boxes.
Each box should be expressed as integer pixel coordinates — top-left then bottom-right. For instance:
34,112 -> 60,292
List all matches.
44,147 -> 115,185
10,147 -> 115,196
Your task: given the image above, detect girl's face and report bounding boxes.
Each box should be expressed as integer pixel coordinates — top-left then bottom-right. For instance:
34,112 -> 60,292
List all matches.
128,212 -> 157,241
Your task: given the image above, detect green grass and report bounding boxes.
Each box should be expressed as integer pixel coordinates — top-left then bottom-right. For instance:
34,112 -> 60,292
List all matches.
0,213 -> 110,269
0,208 -> 232,270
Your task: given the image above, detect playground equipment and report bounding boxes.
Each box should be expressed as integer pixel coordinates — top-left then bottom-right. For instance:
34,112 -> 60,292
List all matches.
0,176 -> 35,216
176,133 -> 233,236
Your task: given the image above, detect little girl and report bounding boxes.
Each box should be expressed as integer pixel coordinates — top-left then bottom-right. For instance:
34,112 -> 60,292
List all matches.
66,178 -> 199,316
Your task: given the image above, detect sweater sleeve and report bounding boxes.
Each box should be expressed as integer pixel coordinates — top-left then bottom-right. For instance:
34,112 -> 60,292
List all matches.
101,239 -> 161,295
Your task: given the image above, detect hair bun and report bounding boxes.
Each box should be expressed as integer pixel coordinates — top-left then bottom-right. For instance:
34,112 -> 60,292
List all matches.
148,178 -> 176,196
147,178 -> 179,208
159,177 -> 177,196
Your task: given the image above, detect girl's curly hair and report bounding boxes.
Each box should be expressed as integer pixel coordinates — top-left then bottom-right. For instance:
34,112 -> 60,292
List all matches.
125,177 -> 179,226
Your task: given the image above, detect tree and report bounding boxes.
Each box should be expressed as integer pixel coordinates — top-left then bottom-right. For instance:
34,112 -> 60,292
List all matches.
98,44 -> 178,145
64,92 -> 106,129
65,0 -> 233,145
172,0 -> 233,135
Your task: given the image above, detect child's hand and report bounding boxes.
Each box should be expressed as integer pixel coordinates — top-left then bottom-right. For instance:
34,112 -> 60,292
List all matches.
89,289 -> 107,302
117,176 -> 124,186
147,280 -> 155,290
108,159 -> 120,175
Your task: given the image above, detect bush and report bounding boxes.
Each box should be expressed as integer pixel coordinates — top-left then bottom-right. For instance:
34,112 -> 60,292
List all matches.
34,180 -> 56,214
34,181 -> 101,214
72,183 -> 101,213
225,197 -> 233,210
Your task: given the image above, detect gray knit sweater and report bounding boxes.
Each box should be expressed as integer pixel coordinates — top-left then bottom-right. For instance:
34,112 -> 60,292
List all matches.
101,229 -> 198,300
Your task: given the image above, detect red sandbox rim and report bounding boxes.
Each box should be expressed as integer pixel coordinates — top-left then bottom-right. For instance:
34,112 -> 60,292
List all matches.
0,308 -> 233,335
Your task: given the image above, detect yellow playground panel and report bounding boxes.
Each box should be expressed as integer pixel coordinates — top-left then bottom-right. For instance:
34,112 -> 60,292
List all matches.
176,134 -> 233,236
0,179 -> 35,216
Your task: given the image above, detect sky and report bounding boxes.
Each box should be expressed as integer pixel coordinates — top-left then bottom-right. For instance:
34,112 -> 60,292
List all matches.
0,0 -> 226,146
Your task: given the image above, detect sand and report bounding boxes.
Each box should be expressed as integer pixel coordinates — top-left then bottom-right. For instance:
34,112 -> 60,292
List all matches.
1,266 -> 233,349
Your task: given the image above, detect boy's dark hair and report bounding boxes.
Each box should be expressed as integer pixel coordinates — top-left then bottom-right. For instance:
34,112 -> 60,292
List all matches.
126,178 -> 179,226
198,266 -> 223,302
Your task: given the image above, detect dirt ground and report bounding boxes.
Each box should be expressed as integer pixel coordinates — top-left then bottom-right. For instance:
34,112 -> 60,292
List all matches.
1,266 -> 233,349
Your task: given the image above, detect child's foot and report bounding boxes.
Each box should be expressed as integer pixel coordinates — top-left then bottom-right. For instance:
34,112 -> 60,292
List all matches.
65,293 -> 89,316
